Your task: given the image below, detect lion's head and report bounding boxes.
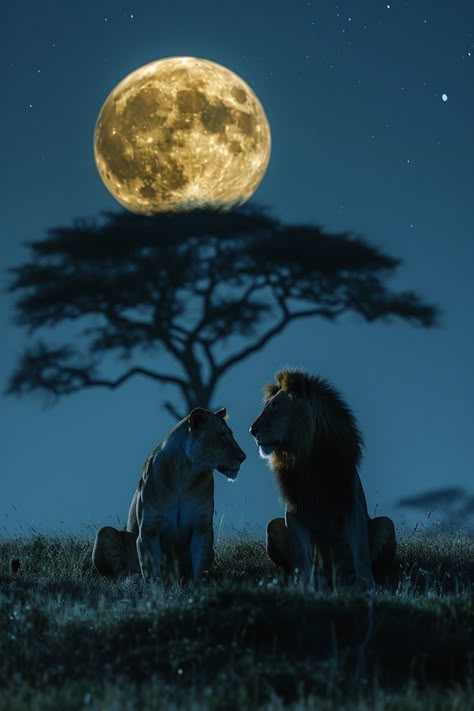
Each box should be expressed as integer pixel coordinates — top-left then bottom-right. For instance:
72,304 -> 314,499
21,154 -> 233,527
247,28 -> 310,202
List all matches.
250,368 -> 363,520
249,370 -> 316,463
185,407 -> 246,480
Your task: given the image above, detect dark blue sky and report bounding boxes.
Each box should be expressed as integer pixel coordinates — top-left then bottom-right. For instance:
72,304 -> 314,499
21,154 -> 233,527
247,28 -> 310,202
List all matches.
2,0 -> 473,538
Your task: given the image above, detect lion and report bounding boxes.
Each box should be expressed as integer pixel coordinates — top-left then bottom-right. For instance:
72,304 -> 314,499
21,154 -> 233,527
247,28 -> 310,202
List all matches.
92,407 -> 246,581
249,369 -> 395,587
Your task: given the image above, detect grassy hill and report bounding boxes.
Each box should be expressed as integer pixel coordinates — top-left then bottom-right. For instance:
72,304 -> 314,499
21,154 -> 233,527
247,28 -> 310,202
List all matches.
1,530 -> 474,710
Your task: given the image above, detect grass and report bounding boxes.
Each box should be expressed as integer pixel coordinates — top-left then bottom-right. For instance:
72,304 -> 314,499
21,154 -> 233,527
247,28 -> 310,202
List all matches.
1,529 -> 474,710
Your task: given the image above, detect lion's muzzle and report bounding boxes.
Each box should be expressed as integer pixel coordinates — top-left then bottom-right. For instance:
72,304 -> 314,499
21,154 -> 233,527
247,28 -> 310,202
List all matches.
217,448 -> 246,479
249,421 -> 259,438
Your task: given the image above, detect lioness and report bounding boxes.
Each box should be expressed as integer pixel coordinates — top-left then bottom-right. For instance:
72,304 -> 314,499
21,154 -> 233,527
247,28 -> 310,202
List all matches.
250,369 -> 395,586
93,407 -> 246,581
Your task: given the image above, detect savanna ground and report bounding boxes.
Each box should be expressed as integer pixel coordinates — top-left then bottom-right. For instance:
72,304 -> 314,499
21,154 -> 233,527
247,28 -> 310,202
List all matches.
1,527 -> 474,710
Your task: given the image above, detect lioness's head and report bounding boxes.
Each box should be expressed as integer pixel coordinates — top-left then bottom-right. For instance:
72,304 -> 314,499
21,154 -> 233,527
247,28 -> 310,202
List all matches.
249,371 -> 315,461
186,407 -> 246,480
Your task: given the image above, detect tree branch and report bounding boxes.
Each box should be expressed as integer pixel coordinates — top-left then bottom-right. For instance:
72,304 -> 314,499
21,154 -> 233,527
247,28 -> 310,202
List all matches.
215,306 -> 346,377
80,366 -> 188,390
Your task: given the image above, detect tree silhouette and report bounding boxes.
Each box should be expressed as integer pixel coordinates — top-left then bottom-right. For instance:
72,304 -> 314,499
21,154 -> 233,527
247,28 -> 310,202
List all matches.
6,206 -> 438,418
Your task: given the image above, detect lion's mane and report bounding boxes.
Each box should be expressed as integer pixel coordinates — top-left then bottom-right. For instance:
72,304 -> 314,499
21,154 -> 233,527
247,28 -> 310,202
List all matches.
264,368 -> 363,521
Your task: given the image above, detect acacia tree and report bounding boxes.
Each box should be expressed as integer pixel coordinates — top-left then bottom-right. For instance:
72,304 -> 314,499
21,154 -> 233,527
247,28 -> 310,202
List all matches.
6,206 -> 437,418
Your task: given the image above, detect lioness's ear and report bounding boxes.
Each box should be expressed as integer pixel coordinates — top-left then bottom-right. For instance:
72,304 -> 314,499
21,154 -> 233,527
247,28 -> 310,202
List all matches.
215,408 -> 227,420
188,408 -> 210,432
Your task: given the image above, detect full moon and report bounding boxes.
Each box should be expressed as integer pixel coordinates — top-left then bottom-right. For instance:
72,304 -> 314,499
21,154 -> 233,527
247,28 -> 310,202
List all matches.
94,57 -> 271,213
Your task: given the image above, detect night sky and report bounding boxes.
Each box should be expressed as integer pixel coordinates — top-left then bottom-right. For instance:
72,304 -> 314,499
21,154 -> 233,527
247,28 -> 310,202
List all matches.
2,1 -> 473,539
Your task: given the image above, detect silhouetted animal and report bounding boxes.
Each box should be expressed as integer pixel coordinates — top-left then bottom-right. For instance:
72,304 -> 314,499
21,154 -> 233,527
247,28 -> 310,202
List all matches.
250,369 -> 395,586
93,408 -> 246,581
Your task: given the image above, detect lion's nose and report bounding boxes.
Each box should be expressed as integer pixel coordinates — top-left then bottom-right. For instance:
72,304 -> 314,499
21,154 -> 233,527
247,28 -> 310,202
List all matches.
249,423 -> 258,437
238,451 -> 246,464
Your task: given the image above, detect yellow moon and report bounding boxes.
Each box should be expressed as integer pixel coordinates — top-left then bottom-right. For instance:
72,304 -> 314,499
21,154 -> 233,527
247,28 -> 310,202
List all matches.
94,57 -> 271,213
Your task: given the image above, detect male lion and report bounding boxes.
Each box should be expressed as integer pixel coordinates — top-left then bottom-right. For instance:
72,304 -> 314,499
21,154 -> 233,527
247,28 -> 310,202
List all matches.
249,369 -> 395,586
93,407 -> 246,581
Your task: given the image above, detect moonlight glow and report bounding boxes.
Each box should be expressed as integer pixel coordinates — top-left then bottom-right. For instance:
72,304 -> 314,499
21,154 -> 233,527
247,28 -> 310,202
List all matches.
94,57 -> 271,213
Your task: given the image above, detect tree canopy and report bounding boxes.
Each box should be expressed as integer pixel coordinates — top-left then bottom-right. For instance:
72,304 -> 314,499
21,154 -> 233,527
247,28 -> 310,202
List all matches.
6,206 -> 438,417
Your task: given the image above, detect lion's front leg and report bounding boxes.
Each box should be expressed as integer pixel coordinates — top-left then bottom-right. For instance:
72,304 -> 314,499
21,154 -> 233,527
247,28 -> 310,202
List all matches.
190,525 -> 214,581
285,511 -> 314,584
136,479 -> 164,580
343,477 -> 374,586
137,530 -> 162,580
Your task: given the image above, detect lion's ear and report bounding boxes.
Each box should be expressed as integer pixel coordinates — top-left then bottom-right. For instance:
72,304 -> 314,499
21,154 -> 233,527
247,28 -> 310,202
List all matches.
215,408 -> 228,420
188,408 -> 210,432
